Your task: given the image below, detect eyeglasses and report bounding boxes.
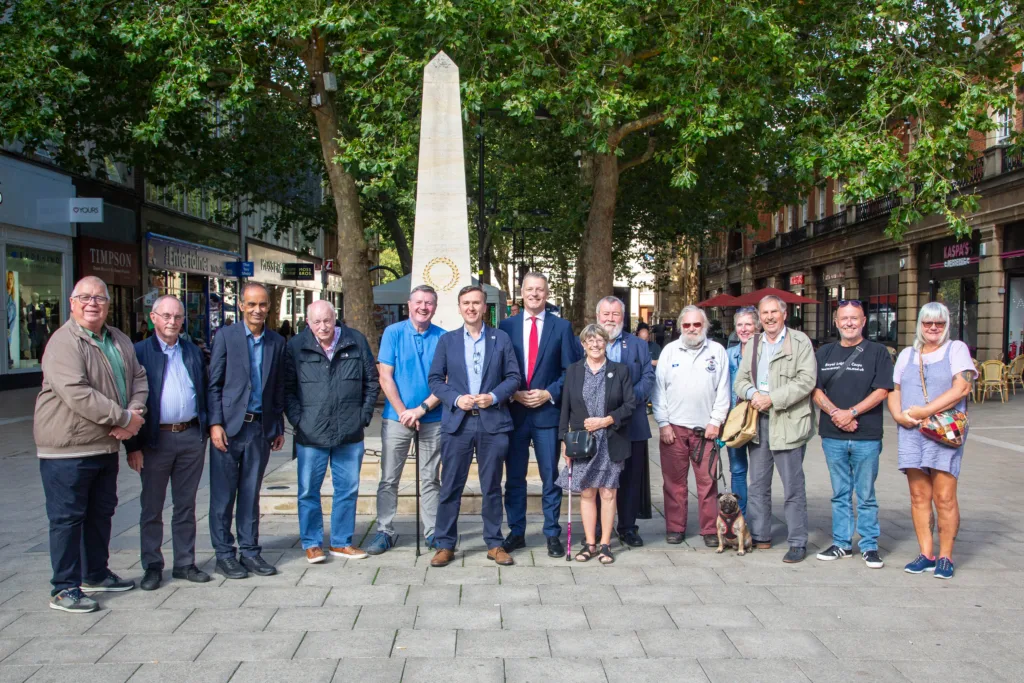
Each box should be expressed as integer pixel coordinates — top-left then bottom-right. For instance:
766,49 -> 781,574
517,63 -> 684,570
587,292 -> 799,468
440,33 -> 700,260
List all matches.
154,313 -> 184,322
681,322 -> 703,330
922,320 -> 947,329
307,318 -> 334,327
472,350 -> 482,375
73,295 -> 109,304
838,299 -> 863,308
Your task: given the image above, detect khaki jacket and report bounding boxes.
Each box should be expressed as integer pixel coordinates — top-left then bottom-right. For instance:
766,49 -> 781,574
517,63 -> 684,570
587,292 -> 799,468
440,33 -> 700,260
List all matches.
34,318 -> 148,458
732,327 -> 817,450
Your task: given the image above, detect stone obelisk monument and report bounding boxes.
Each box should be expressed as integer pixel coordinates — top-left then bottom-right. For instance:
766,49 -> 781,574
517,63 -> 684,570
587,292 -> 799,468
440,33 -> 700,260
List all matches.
410,51 -> 473,331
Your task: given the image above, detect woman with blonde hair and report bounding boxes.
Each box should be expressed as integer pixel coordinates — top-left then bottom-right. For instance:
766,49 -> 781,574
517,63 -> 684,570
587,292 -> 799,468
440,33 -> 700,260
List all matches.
887,302 -> 976,579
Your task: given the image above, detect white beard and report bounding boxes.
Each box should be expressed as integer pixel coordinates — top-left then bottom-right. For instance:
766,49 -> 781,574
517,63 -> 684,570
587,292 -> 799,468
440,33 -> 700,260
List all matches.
683,333 -> 706,349
604,323 -> 623,340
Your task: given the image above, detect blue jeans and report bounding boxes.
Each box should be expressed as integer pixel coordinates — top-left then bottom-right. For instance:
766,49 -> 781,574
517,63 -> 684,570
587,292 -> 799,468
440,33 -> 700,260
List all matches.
726,446 -> 748,515
821,438 -> 882,552
296,442 -> 364,549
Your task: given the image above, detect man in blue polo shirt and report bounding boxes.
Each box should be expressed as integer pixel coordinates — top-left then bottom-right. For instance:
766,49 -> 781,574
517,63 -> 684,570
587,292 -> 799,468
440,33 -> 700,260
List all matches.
366,285 -> 445,554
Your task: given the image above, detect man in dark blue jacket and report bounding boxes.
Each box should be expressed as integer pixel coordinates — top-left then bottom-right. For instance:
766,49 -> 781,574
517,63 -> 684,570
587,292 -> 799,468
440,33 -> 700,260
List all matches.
427,285 -> 521,568
595,296 -> 655,547
284,300 -> 379,564
499,273 -> 580,558
126,296 -> 211,591
207,282 -> 286,579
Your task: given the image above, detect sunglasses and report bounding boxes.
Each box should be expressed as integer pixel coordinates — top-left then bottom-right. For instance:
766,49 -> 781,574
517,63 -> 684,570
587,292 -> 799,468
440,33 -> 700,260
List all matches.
838,299 -> 863,308
681,322 -> 703,330
922,320 -> 947,329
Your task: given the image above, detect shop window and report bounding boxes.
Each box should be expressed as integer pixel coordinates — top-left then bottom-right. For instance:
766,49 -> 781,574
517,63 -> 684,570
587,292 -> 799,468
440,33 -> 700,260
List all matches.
935,278 -> 978,354
6,246 -> 63,370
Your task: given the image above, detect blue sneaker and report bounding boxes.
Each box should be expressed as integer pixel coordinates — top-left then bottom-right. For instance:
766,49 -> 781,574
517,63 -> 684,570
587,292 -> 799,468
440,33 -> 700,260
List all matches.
934,557 -> 955,579
365,532 -> 396,556
904,554 -> 937,574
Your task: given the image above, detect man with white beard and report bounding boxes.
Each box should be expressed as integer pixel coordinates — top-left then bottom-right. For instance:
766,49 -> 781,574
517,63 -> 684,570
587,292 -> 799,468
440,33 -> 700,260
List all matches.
652,305 -> 731,546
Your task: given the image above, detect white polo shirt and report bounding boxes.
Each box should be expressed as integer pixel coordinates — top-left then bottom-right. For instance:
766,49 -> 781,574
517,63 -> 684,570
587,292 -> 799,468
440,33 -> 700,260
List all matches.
652,337 -> 731,429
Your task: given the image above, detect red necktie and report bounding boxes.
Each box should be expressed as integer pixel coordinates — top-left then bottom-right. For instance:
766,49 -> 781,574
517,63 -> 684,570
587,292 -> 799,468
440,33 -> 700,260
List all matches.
527,316 -> 539,388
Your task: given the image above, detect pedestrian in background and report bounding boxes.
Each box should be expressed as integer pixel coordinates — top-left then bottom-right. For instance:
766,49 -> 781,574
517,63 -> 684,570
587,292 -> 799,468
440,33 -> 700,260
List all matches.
35,276 -> 146,612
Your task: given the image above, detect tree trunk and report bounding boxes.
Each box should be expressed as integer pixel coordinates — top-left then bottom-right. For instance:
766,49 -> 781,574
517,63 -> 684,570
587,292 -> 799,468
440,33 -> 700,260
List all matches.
381,198 -> 412,275
304,40 -> 378,353
580,153 -> 619,325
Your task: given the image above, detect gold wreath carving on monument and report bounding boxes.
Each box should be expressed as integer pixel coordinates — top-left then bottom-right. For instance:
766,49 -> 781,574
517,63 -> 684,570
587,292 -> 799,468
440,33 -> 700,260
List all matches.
423,256 -> 460,292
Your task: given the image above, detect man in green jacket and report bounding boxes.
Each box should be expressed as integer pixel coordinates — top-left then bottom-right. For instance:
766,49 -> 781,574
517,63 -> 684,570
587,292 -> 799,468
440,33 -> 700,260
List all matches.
34,276 -> 148,612
733,295 -> 817,563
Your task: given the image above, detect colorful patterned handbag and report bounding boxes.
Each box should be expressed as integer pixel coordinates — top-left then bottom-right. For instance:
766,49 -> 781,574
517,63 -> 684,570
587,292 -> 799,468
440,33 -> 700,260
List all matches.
917,356 -> 968,448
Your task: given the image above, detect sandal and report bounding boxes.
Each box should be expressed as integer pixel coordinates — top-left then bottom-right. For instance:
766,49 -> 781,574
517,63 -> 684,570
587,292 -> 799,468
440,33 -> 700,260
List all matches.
575,544 -> 597,562
598,544 -> 615,565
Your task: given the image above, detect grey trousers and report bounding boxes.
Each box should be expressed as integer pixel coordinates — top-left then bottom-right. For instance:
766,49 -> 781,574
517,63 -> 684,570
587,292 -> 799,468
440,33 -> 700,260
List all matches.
139,427 -> 207,570
376,419 -> 442,539
747,414 -> 809,548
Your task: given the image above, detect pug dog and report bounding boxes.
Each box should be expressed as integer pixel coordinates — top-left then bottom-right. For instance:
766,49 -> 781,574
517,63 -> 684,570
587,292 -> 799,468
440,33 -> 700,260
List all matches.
715,492 -> 752,555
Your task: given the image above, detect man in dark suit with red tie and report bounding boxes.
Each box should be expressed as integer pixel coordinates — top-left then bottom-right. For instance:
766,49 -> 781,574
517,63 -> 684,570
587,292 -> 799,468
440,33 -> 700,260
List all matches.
499,273 -> 580,557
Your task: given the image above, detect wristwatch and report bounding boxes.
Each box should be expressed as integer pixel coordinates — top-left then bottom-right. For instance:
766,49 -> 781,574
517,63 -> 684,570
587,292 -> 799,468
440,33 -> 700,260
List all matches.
850,408 -> 859,417
419,401 -> 430,413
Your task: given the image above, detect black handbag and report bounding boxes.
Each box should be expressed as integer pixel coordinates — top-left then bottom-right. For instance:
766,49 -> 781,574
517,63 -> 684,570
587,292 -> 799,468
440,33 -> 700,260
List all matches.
562,430 -> 596,460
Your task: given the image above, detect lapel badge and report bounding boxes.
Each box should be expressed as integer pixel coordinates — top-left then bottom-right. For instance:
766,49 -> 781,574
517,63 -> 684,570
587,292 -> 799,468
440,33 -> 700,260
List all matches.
607,372 -> 614,379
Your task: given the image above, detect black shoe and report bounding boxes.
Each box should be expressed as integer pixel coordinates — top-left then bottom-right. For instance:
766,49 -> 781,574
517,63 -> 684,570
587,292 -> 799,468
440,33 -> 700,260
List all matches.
619,530 -> 644,547
172,565 -> 212,583
703,534 -> 719,548
140,567 -> 162,591
665,532 -> 685,545
216,557 -> 249,580
546,536 -> 564,558
783,547 -> 807,564
502,534 -> 526,553
240,554 -> 277,576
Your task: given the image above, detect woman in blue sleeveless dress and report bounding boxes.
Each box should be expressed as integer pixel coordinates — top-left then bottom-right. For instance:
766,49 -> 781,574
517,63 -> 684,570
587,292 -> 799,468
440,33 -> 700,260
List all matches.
888,302 -> 976,580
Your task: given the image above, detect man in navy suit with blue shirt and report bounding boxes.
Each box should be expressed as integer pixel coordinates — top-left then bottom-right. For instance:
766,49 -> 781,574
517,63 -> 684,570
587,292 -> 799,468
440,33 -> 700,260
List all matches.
499,273 -> 580,558
207,282 -> 286,579
428,285 -> 521,567
595,296 -> 655,547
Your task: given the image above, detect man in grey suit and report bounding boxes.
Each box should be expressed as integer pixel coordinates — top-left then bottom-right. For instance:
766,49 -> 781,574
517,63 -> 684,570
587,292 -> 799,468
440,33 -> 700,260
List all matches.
207,282 -> 286,579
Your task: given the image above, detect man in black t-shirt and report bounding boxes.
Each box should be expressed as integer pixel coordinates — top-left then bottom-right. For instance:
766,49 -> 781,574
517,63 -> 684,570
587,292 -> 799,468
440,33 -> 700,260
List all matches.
811,301 -> 894,569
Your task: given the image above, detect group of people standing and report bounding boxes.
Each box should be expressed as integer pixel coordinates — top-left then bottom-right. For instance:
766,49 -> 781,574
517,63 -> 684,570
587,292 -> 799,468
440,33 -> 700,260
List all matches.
34,273 -> 976,613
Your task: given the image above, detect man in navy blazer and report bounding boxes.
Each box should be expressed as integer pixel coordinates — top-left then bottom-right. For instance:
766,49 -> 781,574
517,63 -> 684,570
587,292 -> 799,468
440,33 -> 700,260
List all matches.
427,285 -> 521,568
125,296 -> 211,591
207,282 -> 286,579
499,273 -> 580,558
595,296 -> 656,547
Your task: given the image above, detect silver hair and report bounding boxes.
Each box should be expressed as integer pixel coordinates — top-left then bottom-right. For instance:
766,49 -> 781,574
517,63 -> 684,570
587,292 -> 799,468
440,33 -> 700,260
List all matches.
733,306 -> 760,329
914,301 -> 951,351
71,276 -> 109,299
595,296 -> 625,317
758,294 -> 788,315
151,295 -> 184,313
522,272 -> 548,286
677,304 -> 710,331
306,299 -> 337,320
409,284 -> 438,303
241,281 -> 270,299
579,323 -> 610,346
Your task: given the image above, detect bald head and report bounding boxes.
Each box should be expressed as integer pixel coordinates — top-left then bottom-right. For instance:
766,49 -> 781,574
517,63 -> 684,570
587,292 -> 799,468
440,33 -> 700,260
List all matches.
150,295 -> 185,345
307,300 -> 337,344
71,276 -> 109,299
69,276 -> 110,334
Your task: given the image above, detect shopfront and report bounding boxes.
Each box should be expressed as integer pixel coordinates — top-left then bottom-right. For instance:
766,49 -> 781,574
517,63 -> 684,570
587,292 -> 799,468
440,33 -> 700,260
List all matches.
859,251 -> 899,346
919,233 -> 980,355
146,234 -> 239,344
77,236 -> 140,337
247,242 -> 321,333
1000,222 -> 1024,361
816,262 -> 847,341
785,273 -> 808,332
324,272 -> 343,319
0,156 -> 75,387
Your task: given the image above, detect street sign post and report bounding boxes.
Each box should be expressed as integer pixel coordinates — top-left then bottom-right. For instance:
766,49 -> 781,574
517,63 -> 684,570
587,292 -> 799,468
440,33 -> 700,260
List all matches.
224,261 -> 254,277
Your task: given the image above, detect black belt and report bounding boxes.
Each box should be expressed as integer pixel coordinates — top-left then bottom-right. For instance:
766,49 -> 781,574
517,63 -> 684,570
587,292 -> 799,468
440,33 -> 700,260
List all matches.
243,412 -> 262,423
469,409 -> 480,416
159,418 -> 199,433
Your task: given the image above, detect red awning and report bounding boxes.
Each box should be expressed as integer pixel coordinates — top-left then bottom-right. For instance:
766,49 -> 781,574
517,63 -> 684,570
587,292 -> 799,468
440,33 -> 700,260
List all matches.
731,287 -> 822,306
696,293 -> 743,307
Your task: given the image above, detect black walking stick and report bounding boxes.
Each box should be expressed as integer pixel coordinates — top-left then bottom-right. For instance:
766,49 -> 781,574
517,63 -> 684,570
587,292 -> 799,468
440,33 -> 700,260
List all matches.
691,426 -> 707,466
414,430 -> 422,558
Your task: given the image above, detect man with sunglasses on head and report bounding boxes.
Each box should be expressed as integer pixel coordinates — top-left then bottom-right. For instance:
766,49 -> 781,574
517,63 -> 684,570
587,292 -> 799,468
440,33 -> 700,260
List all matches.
125,296 -> 211,591
811,300 -> 893,568
652,305 -> 731,546
428,285 -> 521,567
35,276 -> 147,612
733,294 -> 817,563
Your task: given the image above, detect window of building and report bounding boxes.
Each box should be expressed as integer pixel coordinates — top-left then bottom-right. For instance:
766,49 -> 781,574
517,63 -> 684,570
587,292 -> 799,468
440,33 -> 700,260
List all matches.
818,186 -> 827,219
5,246 -> 63,370
996,108 -> 1013,145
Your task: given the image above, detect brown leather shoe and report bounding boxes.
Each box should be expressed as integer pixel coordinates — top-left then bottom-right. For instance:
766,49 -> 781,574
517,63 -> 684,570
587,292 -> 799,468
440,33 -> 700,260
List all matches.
431,549 -> 455,567
306,547 -> 326,564
487,546 -> 515,566
329,546 -> 368,559
754,540 -> 772,550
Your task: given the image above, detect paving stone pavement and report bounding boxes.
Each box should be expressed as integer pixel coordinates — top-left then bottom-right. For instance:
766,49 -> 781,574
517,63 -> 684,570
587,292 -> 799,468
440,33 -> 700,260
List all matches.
1,387 -> 1024,681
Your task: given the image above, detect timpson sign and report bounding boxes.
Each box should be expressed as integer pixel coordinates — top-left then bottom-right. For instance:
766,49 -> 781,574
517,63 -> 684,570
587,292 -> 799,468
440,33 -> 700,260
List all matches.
78,237 -> 140,287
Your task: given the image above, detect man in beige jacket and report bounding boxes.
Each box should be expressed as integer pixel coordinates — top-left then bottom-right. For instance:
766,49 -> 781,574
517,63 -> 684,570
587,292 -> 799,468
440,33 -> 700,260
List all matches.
34,276 -> 148,613
733,295 -> 817,564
